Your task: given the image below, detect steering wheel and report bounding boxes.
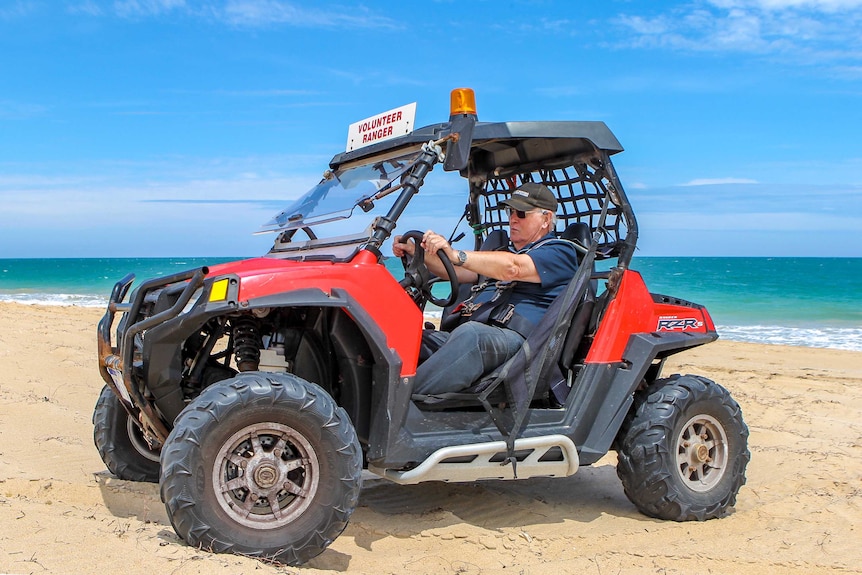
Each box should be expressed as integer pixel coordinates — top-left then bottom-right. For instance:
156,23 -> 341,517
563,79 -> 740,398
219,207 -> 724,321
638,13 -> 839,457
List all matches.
397,230 -> 460,308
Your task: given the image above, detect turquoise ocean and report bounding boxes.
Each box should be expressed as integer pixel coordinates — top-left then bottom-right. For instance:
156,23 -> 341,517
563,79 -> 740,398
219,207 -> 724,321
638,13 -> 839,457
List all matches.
1,257 -> 861,352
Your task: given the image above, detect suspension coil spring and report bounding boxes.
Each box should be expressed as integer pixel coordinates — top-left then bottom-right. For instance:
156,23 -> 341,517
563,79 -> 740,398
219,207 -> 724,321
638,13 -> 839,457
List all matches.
233,315 -> 262,372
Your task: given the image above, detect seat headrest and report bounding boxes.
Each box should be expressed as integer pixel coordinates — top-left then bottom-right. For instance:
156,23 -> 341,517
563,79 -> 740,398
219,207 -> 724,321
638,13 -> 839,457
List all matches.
481,229 -> 510,251
560,222 -> 592,248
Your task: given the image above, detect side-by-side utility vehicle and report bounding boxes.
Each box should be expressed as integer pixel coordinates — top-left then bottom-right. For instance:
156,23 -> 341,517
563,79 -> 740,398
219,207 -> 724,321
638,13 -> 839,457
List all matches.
94,89 -> 749,565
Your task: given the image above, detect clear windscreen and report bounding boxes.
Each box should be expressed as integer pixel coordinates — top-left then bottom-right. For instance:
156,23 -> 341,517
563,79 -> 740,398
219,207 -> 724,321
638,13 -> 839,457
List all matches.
258,148 -> 424,234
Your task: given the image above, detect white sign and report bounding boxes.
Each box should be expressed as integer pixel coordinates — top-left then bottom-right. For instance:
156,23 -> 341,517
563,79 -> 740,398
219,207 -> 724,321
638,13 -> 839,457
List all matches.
346,102 -> 416,152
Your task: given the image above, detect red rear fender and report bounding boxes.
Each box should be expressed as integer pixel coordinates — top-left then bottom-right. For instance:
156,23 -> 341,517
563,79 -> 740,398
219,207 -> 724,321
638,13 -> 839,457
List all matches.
586,270 -> 716,364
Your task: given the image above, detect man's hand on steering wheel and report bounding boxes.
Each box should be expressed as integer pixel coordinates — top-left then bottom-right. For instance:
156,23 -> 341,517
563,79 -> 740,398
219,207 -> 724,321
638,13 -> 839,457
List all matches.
418,231 -> 456,263
395,230 -> 459,308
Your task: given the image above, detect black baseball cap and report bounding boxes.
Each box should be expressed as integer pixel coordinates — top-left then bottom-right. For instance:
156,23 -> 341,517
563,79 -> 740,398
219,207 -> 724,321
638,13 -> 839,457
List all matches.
500,182 -> 557,212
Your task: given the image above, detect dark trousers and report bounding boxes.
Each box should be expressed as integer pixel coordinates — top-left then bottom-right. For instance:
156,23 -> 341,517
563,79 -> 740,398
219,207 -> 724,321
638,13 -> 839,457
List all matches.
414,322 -> 525,395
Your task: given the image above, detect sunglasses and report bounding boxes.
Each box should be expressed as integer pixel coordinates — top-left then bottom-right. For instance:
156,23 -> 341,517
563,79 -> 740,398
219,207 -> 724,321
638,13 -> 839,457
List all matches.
505,207 -> 545,219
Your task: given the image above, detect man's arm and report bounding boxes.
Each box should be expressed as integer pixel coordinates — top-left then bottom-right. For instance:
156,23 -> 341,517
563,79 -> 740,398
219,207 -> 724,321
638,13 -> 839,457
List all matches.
393,233 -> 479,283
410,231 -> 542,284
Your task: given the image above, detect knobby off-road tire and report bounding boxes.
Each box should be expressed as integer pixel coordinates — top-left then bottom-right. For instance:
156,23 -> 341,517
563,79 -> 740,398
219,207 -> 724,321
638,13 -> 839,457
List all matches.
616,374 -> 750,521
93,385 -> 161,482
159,372 -> 363,566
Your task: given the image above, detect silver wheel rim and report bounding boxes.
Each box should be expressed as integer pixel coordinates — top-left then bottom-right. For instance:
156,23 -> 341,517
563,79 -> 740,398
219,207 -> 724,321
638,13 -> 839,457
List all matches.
212,422 -> 320,529
126,417 -> 160,463
675,413 -> 728,493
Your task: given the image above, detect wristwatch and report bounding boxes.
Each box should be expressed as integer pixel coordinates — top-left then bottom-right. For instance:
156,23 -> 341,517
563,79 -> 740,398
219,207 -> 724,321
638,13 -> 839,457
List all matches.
454,250 -> 468,266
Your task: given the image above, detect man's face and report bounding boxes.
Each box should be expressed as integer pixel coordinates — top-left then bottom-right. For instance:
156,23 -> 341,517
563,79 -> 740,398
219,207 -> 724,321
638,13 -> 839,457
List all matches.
507,207 -> 552,249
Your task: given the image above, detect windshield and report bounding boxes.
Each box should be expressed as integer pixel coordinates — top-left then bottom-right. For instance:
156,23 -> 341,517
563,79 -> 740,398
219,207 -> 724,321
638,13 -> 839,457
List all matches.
258,148 -> 424,234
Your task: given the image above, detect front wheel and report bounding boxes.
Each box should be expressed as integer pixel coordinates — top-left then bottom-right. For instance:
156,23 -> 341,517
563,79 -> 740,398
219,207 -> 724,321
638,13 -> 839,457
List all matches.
93,385 -> 161,482
616,374 -> 749,521
159,372 -> 362,565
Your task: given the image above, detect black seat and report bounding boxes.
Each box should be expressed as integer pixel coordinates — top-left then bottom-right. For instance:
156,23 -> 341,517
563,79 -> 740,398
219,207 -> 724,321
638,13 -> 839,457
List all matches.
560,221 -> 590,243
560,220 -> 599,293
415,226 -> 598,411
477,228 -> 510,253
549,287 -> 595,404
559,222 -> 592,264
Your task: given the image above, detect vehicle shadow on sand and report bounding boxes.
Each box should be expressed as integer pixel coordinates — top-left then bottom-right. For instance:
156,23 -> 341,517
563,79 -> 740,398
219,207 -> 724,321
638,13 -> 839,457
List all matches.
305,461 -> 648,571
94,470 -> 169,525
357,465 -> 646,537
95,460 -> 647,571
356,461 -> 637,530
95,460 -> 638,531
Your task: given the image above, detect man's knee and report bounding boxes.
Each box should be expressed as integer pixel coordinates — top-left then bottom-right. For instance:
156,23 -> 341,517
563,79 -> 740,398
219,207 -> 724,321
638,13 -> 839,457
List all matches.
450,322 -> 523,368
448,321 -> 485,345
419,329 -> 450,363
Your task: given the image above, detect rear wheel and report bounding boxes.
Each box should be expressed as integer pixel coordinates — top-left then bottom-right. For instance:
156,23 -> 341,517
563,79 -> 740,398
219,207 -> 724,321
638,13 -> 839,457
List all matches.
159,372 -> 362,565
93,385 -> 160,482
616,374 -> 749,521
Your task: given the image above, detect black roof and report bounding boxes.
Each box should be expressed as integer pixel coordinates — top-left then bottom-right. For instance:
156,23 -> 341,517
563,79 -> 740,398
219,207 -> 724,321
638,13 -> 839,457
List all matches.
330,121 -> 624,175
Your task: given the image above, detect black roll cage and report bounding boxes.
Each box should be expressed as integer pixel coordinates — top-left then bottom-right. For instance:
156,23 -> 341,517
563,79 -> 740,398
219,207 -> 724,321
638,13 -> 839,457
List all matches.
329,120 -> 639,269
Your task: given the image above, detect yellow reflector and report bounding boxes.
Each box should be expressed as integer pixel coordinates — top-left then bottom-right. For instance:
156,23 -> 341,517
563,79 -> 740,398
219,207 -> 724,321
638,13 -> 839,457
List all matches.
450,88 -> 476,116
209,278 -> 229,302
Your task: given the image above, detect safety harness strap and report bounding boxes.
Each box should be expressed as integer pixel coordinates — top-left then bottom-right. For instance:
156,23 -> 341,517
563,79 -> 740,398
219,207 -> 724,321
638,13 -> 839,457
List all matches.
451,236 -> 577,337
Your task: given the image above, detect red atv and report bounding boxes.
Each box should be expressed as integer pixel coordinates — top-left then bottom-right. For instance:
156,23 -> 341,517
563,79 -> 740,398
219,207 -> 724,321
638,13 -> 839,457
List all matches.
94,89 -> 749,565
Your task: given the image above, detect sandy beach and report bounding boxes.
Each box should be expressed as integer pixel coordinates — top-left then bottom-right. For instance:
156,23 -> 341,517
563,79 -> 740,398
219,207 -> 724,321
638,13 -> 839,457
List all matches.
0,301 -> 860,574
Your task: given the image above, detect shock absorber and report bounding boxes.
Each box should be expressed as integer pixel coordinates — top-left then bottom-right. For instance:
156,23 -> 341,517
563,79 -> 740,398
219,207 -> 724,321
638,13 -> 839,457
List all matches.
233,315 -> 262,372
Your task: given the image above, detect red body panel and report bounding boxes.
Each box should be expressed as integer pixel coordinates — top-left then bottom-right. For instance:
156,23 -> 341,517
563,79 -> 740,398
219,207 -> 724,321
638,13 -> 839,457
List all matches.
586,270 -> 716,364
207,252 -> 424,376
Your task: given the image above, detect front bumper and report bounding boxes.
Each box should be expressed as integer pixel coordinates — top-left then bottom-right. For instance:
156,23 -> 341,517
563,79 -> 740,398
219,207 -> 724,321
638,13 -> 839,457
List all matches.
97,267 -> 209,444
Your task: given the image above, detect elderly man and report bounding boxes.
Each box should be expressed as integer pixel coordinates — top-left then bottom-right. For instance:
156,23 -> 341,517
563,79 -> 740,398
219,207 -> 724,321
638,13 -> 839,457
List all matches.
393,182 -> 579,396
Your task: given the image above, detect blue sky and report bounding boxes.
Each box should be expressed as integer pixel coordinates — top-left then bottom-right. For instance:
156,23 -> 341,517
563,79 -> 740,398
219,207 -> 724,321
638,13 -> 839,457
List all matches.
1,0 -> 860,258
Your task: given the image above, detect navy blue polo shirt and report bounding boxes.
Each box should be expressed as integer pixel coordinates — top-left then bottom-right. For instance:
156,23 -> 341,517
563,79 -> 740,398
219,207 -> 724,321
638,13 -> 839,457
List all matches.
471,234 -> 579,326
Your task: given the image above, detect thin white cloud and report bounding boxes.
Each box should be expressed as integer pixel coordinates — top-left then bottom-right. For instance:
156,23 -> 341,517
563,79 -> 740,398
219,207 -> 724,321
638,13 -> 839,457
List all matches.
614,0 -> 862,68
681,177 -> 760,186
67,1 -> 104,16
634,182 -> 862,227
830,65 -> 862,79
0,171 -> 315,255
636,211 -> 862,255
0,100 -> 48,119
0,1 -> 36,19
641,210 -> 860,231
219,0 -> 399,29
714,0 -> 862,11
113,0 -> 187,17
61,0 -> 399,29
